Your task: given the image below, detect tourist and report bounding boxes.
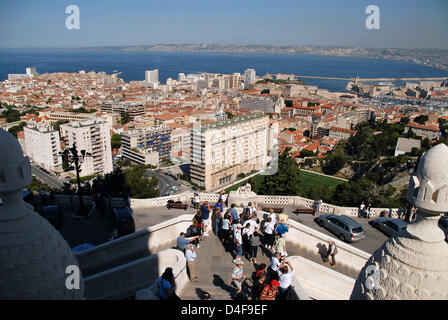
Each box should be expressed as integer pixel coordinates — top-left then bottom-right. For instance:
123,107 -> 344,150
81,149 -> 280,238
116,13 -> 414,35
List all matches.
185,244 -> 198,282
157,267 -> 180,300
231,258 -> 245,295
254,263 -> 267,280
315,199 -> 323,215
366,203 -> 372,219
234,224 -> 243,259
359,202 -> 366,218
251,271 -> 266,300
213,199 -> 223,236
275,219 -> 289,236
268,252 -> 282,282
259,280 -> 280,300
220,210 -> 232,244
273,233 -> 287,257
230,203 -> 239,222
242,222 -> 253,258
193,193 -> 200,210
323,239 -> 337,267
177,232 -> 200,253
193,210 -> 203,234
249,231 -> 260,264
277,261 -> 295,299
186,220 -> 202,248
268,209 -> 277,225
201,201 -> 211,236
263,217 -> 275,251
220,190 -> 228,207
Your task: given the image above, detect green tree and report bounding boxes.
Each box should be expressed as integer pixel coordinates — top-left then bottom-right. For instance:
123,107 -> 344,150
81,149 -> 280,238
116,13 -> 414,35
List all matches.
111,134 -> 122,149
120,112 -> 131,125
124,165 -> 160,199
322,152 -> 346,175
8,121 -> 26,138
414,115 -> 429,125
259,148 -> 301,196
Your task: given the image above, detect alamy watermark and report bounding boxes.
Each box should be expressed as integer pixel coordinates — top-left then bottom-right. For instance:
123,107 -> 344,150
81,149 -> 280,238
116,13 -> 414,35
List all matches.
65,5 -> 80,30
365,5 -> 380,30
65,265 -> 81,290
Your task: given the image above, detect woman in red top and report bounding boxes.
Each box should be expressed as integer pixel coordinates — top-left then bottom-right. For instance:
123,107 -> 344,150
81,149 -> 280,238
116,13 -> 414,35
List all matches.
259,280 -> 280,300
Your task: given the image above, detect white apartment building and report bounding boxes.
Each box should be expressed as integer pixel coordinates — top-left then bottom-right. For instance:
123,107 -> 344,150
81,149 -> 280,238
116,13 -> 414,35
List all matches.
171,127 -> 190,162
190,114 -> 270,191
24,124 -> 62,171
244,69 -> 256,89
145,69 -> 159,86
60,119 -> 113,177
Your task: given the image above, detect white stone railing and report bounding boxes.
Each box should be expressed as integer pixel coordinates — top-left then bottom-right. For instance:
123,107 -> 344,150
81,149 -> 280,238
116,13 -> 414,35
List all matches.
283,217 -> 372,272
55,191 -> 399,219
84,249 -> 188,300
288,256 -> 356,300
76,214 -> 195,277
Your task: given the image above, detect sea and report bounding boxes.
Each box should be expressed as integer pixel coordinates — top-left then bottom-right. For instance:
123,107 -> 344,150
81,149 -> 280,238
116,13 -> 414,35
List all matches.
1,49 -> 448,93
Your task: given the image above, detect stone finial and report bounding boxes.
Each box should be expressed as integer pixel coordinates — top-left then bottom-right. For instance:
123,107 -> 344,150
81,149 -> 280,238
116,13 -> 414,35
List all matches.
351,143 -> 448,300
0,129 -> 84,299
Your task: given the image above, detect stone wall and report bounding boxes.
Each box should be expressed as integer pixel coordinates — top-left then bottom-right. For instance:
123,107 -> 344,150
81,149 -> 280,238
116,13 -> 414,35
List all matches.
288,256 -> 356,300
84,249 -> 188,300
76,214 -> 194,277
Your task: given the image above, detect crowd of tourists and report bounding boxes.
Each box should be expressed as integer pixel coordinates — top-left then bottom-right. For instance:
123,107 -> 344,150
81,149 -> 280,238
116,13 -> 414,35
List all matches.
157,190 -> 299,300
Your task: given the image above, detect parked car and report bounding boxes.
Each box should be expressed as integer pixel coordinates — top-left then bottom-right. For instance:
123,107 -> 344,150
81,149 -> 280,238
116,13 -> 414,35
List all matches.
372,218 -> 407,237
111,207 -> 136,238
40,204 -> 63,229
439,216 -> 448,241
316,214 -> 365,242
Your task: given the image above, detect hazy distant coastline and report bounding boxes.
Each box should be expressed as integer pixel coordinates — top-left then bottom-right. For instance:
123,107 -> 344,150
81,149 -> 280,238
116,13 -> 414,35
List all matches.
102,44 -> 448,72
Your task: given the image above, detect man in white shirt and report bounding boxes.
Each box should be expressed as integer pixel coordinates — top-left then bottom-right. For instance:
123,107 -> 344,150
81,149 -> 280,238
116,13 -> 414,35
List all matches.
323,239 -> 337,267
193,193 -> 200,210
234,224 -> 243,259
268,209 -> 277,225
278,261 -> 295,295
185,244 -> 198,282
263,217 -> 275,250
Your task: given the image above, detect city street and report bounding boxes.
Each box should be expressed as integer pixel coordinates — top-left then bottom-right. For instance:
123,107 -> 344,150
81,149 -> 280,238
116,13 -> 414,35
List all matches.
146,169 -> 192,196
30,164 -> 65,190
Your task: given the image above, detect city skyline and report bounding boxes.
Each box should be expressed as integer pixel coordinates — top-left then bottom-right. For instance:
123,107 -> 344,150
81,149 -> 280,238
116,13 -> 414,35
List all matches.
1,0 -> 448,49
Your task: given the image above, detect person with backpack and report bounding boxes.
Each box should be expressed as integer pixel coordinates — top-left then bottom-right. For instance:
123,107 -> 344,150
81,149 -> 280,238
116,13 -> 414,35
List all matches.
275,219 -> 289,236
259,280 -> 280,300
157,267 -> 180,300
230,203 -> 239,222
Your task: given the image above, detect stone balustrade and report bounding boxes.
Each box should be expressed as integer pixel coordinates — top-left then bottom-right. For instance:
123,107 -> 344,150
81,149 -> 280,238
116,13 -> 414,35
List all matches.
55,192 -> 399,219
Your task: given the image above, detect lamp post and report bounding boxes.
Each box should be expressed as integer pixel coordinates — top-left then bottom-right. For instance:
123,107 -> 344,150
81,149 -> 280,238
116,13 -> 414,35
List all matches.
60,143 -> 92,217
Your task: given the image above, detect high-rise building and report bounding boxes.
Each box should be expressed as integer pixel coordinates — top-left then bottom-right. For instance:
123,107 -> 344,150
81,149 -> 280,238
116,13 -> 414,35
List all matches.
190,114 -> 270,191
244,68 -> 256,89
60,119 -> 113,177
121,126 -> 172,166
26,67 -> 37,75
178,73 -> 186,82
145,69 -> 159,85
24,124 -> 61,171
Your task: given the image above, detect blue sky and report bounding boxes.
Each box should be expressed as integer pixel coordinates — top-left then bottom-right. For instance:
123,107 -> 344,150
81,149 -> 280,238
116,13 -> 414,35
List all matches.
1,0 -> 447,49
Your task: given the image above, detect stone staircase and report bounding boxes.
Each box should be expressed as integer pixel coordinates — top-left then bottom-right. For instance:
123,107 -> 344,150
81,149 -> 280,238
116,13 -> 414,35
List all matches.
179,230 -> 273,300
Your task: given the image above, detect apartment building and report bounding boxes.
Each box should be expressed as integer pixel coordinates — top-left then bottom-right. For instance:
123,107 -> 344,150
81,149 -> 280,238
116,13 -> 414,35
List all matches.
240,94 -> 282,114
329,126 -> 357,141
190,114 -> 270,191
100,102 -> 145,120
24,124 -> 62,171
60,119 -> 113,177
121,126 -> 172,166
244,69 -> 256,89
404,123 -> 442,140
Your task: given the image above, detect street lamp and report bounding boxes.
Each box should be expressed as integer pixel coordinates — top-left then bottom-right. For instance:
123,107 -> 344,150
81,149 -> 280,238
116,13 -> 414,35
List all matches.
60,143 -> 92,217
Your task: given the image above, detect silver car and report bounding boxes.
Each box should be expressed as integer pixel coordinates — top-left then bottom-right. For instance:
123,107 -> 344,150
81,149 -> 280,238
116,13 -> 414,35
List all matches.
317,214 -> 366,242
439,216 -> 448,241
372,218 -> 407,237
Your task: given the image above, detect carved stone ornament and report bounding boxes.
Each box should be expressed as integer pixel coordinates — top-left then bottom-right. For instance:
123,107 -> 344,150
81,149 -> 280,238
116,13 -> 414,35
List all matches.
0,129 -> 84,299
351,144 -> 448,300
